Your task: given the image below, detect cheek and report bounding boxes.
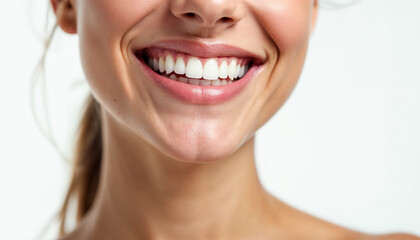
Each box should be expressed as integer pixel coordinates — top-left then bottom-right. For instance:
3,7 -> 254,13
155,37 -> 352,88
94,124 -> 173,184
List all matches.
75,0 -> 158,114
254,0 -> 313,56
250,0 -> 314,129
77,0 -> 156,36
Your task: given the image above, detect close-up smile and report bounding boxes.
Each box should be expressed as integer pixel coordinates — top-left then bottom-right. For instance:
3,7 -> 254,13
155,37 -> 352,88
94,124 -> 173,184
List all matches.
138,48 -> 253,85
28,1 -> 419,240
133,40 -> 265,104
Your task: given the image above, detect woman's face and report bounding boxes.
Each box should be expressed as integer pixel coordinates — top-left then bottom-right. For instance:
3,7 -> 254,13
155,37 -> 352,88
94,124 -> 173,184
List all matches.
69,0 -> 317,162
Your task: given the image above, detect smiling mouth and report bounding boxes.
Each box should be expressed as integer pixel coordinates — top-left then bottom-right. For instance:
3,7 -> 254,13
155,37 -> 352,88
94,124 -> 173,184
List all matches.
135,47 -> 256,86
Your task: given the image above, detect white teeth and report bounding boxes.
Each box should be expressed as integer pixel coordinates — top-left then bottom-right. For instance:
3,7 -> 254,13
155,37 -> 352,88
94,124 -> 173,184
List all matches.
186,57 -> 203,79
228,59 -> 237,80
179,77 -> 188,83
219,61 -> 228,79
165,55 -> 174,74
239,65 -> 245,78
189,79 -> 201,85
159,57 -> 165,73
212,79 -> 221,85
174,57 -> 186,75
203,59 -> 219,80
148,53 -> 250,84
169,74 -> 177,80
200,80 -> 212,86
234,64 -> 240,79
153,58 -> 159,71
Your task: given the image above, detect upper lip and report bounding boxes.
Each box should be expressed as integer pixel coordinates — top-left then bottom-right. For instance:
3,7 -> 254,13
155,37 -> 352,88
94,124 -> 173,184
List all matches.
133,39 -> 266,64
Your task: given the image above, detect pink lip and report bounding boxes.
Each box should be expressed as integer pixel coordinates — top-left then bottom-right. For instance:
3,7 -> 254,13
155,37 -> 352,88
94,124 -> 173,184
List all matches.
133,40 -> 264,105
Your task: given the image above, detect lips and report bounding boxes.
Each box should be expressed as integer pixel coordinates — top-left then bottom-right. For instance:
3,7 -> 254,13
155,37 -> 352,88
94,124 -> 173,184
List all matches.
133,40 -> 264,104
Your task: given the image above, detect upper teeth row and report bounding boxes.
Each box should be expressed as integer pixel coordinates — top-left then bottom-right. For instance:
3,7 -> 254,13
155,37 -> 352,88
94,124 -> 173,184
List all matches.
147,55 -> 249,80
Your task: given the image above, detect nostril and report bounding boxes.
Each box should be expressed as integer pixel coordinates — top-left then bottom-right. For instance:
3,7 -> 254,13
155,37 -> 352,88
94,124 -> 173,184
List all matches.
183,12 -> 197,19
220,17 -> 232,22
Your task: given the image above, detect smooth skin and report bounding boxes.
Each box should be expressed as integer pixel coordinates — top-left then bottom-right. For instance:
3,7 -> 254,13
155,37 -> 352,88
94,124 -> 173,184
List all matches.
50,0 -> 419,239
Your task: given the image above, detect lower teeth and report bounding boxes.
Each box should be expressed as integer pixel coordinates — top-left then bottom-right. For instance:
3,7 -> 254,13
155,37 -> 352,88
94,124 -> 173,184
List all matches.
161,73 -> 234,85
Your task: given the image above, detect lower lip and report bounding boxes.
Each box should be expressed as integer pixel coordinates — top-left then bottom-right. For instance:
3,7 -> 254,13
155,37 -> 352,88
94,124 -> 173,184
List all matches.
135,56 -> 259,105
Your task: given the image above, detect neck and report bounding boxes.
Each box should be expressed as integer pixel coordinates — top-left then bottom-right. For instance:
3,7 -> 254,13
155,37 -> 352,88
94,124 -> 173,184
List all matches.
79,110 -> 279,240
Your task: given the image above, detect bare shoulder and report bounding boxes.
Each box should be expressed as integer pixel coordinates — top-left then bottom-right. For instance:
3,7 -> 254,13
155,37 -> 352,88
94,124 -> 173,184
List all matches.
358,233 -> 420,240
267,194 -> 419,240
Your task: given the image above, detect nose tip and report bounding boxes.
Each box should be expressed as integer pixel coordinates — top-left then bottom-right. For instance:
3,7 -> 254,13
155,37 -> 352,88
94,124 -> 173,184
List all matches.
170,0 -> 241,33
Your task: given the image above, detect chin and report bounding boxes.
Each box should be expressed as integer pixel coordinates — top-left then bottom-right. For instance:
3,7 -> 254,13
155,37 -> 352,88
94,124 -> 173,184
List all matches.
158,136 -> 243,164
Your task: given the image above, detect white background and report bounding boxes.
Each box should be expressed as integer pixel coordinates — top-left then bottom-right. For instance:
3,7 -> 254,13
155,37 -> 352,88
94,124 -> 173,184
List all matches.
0,0 -> 419,239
